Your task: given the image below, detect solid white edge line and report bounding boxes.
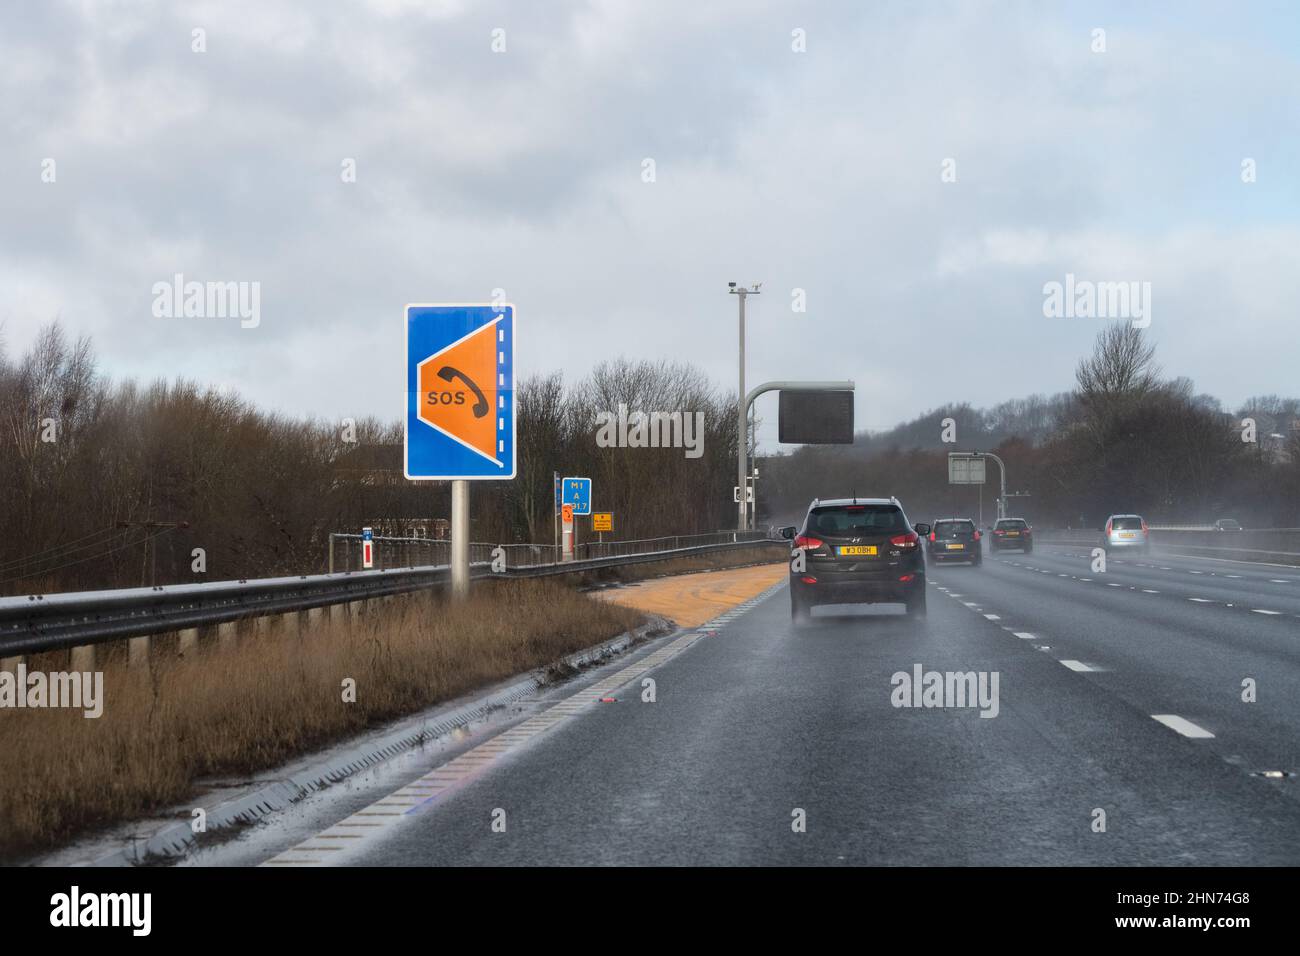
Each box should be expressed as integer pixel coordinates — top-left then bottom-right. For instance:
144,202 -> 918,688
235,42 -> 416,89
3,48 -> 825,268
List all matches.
1151,714 -> 1215,738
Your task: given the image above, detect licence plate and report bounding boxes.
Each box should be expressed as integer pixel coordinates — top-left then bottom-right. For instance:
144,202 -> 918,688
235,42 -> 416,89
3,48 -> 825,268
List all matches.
838,545 -> 878,556
1120,532 -> 1135,539
1005,531 -> 1019,536
945,543 -> 965,550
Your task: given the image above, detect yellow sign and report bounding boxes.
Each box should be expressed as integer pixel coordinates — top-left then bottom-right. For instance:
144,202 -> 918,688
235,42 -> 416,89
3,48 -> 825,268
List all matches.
592,512 -> 613,532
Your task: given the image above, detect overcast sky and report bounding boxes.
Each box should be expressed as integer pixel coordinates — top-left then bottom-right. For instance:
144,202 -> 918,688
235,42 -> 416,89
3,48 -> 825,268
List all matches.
3,0 -> 1298,451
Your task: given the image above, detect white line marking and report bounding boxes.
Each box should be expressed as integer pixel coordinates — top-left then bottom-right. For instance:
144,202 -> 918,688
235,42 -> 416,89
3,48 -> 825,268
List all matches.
1188,597 -> 1213,603
1270,579 -> 1291,584
1013,631 -> 1035,640
983,613 -> 1001,620
1252,609 -> 1282,615
1059,660 -> 1095,672
1107,582 -> 1121,587
1151,714 -> 1215,739
1142,589 -> 1159,593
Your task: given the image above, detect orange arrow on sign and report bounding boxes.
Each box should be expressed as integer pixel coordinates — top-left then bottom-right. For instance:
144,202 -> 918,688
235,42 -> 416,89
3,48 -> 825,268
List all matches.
417,317 -> 503,465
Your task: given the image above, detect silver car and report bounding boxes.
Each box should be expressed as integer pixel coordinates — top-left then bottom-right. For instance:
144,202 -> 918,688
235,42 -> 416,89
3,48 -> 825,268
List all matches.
1102,514 -> 1149,553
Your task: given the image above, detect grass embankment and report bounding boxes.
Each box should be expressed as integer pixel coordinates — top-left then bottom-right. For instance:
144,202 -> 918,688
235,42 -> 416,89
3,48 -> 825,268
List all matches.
0,578 -> 644,860
571,542 -> 788,585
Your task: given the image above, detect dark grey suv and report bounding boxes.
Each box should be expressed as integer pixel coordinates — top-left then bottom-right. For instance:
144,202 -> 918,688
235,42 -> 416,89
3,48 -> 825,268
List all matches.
780,497 -> 930,624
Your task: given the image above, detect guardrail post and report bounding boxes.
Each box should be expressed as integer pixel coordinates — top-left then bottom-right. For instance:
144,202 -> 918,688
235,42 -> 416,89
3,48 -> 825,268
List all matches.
70,643 -> 95,672
128,635 -> 150,668
177,628 -> 199,655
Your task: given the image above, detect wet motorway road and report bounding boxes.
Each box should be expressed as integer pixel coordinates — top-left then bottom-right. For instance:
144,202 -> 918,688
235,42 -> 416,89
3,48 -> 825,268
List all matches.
251,545 -> 1300,866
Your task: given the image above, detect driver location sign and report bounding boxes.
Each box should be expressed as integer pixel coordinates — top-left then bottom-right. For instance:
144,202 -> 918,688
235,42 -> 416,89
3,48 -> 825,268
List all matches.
405,304 -> 516,480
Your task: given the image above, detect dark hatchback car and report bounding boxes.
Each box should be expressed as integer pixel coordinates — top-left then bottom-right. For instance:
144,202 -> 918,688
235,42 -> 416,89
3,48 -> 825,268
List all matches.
780,498 -> 930,623
989,517 -> 1033,553
926,518 -> 982,566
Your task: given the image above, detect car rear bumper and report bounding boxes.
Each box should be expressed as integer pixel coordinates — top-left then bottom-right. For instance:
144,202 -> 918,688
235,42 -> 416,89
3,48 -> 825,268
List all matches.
1104,537 -> 1147,549
990,537 -> 1031,548
928,546 -> 978,560
791,573 -> 923,606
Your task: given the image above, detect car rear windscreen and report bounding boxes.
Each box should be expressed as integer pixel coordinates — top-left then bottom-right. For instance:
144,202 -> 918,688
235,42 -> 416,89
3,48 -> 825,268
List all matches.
996,519 -> 1028,530
808,505 -> 908,536
1112,517 -> 1143,530
936,520 -> 975,535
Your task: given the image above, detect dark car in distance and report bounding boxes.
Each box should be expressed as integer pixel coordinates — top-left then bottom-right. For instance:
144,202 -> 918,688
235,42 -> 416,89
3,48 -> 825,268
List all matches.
989,517 -> 1033,553
780,497 -> 930,624
926,518 -> 982,566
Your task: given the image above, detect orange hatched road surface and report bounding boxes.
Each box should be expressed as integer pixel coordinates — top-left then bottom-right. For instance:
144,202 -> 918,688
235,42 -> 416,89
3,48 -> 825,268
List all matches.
591,563 -> 787,628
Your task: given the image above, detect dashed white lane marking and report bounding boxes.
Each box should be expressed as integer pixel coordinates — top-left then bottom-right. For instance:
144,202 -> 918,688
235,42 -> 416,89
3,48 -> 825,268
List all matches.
1252,609 -> 1282,615
1151,714 -> 1215,739
1188,597 -> 1213,603
1270,579 -> 1291,584
1106,582 -> 1122,587
1189,570 -> 1204,575
963,601 -> 979,607
983,613 -> 1001,620
1059,660 -> 1096,672
1013,631 -> 1036,640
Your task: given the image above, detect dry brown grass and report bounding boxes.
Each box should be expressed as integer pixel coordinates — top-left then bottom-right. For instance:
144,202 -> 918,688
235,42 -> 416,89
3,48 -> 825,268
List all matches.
573,543 -> 787,586
0,578 -> 644,860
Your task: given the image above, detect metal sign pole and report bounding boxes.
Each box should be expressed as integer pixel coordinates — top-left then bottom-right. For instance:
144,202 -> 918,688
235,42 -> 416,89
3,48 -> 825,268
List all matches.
451,480 -> 470,600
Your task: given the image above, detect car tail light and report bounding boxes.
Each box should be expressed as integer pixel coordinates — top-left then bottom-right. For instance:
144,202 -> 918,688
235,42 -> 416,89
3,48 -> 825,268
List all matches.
1105,520 -> 1113,535
993,529 -> 1004,536
899,574 -> 915,582
1022,527 -> 1031,535
890,531 -> 919,549
800,575 -> 817,584
929,531 -> 936,541
1141,520 -> 1148,534
795,535 -> 823,550
973,530 -> 981,541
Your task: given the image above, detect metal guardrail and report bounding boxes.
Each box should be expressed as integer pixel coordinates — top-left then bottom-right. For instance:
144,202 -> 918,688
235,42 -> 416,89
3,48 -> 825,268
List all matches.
327,530 -> 769,571
0,537 -> 785,657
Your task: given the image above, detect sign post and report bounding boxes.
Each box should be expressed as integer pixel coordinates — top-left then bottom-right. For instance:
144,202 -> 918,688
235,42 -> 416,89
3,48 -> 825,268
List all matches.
561,477 -> 590,561
362,526 -> 375,569
561,504 -> 575,561
405,304 -> 516,600
553,472 -> 561,560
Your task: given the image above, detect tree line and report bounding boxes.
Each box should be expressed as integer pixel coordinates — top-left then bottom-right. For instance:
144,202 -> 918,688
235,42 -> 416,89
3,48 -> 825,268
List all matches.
4,321 -> 1295,594
0,326 -> 739,593
760,324 -> 1299,531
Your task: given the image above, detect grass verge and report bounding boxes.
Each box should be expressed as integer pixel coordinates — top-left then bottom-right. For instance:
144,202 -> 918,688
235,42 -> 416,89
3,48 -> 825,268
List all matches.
572,542 -> 787,586
0,578 -> 644,860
